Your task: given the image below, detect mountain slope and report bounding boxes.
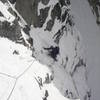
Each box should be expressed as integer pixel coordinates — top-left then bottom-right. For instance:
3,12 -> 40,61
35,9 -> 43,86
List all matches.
71,0 -> 100,100
0,0 -> 90,100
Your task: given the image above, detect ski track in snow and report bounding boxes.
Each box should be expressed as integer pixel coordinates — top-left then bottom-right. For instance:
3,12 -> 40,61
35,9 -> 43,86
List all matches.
0,38 -> 38,100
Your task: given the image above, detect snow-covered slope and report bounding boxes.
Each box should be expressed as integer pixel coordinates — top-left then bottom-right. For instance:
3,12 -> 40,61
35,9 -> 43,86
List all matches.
71,0 -> 100,100
0,0 -> 91,100
0,37 -> 78,100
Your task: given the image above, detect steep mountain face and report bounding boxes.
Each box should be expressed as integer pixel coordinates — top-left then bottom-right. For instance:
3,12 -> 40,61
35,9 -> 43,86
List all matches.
0,0 -> 91,100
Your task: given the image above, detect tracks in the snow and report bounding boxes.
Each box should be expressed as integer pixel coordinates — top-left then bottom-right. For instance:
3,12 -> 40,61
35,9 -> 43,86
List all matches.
0,60 -> 35,100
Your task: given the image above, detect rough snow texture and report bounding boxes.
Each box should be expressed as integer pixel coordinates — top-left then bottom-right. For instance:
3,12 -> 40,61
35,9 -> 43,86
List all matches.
0,0 -> 90,100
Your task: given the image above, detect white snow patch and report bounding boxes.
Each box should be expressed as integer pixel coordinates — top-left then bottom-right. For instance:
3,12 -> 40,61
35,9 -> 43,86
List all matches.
0,74 -> 16,100
0,1 -> 15,22
0,37 -> 34,78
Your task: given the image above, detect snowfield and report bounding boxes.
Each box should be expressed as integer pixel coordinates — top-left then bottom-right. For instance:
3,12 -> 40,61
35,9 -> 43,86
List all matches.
0,37 -> 80,100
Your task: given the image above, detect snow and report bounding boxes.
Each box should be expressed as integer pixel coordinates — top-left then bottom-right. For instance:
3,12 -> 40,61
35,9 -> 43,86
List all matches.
52,62 -> 79,99
71,0 -> 100,100
0,37 -> 34,78
30,1 -> 89,99
6,0 -> 27,26
59,29 -> 77,73
30,26 -> 57,66
30,25 -> 84,99
43,83 -> 75,100
0,74 -> 16,100
0,17 -> 6,22
0,37 -> 80,100
0,1 -> 15,22
9,73 -> 43,100
0,0 -> 91,100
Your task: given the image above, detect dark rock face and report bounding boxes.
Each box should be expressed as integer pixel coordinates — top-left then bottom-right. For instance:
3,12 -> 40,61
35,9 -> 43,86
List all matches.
44,46 -> 59,61
16,0 -> 72,28
0,1 -> 32,47
0,20 -> 30,46
15,0 -> 74,57
0,20 -> 21,42
16,0 -> 50,27
33,6 -> 50,28
16,0 -> 34,26
16,0 -> 74,48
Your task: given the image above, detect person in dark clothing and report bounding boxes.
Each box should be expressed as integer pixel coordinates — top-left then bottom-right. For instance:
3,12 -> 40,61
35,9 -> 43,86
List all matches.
44,46 -> 59,61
